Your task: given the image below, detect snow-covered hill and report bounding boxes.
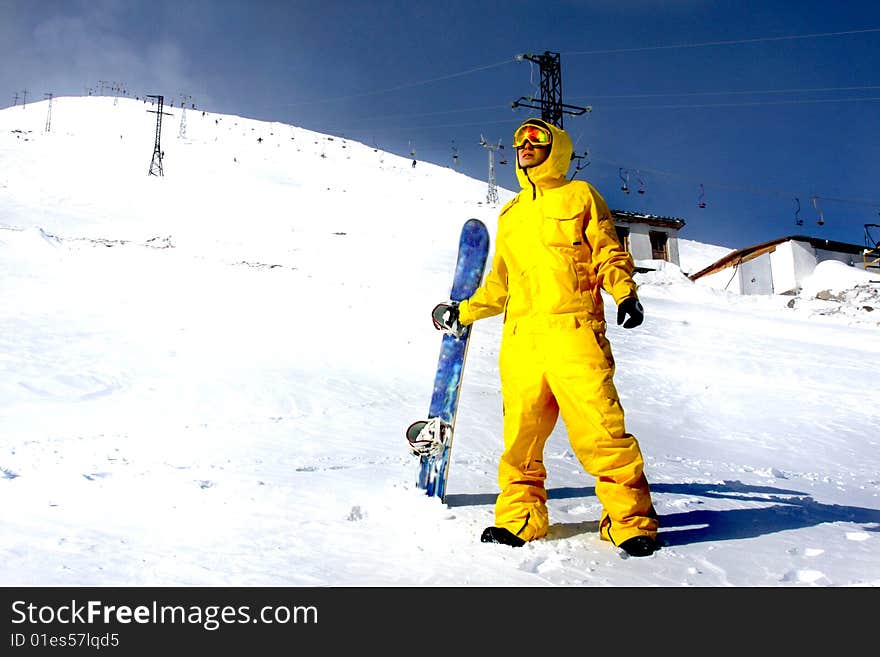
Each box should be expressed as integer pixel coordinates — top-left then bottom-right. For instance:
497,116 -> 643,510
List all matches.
1,97 -> 878,587
677,237 -> 735,275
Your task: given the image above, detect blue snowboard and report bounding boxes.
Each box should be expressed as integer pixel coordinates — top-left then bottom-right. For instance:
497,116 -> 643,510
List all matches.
407,218 -> 489,502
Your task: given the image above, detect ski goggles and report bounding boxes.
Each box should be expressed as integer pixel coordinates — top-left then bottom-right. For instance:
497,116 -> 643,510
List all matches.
512,123 -> 552,148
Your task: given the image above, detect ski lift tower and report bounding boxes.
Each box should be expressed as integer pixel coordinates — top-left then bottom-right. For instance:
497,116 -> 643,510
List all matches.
43,93 -> 53,133
511,51 -> 590,128
178,93 -> 192,139
146,94 -> 172,176
480,135 -> 504,204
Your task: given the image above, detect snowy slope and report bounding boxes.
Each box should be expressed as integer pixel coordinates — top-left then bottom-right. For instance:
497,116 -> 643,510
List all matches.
1,97 -> 878,587
677,237 -> 734,275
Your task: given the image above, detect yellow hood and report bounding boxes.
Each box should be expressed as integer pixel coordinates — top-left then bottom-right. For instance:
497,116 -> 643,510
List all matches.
514,119 -> 573,191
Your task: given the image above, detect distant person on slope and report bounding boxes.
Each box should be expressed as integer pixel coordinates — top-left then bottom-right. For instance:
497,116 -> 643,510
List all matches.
431,118 -> 659,557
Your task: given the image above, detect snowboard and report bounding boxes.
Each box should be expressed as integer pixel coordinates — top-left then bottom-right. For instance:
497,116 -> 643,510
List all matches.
407,218 -> 490,502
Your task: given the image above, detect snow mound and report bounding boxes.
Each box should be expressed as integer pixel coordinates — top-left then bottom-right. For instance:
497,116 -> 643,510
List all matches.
800,260 -> 879,298
635,260 -> 693,286
787,260 -> 880,325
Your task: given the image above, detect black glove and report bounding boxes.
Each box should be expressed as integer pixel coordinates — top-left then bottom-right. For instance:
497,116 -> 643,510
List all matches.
616,297 -> 644,329
432,301 -> 463,336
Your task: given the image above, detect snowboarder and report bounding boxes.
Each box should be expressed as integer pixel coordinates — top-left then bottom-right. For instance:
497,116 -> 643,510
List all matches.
431,118 -> 659,557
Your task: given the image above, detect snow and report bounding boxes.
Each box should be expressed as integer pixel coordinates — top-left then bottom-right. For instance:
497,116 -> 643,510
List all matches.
677,237 -> 735,275
1,97 -> 879,588
800,259 -> 879,297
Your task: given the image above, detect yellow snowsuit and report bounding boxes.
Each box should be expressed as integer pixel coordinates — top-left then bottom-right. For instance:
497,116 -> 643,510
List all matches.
457,119 -> 658,547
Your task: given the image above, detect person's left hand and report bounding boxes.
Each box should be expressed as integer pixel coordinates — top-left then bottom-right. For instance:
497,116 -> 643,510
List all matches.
616,297 -> 644,329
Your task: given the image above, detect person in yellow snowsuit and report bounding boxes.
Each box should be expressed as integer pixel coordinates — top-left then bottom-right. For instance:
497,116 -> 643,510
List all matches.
432,118 -> 659,557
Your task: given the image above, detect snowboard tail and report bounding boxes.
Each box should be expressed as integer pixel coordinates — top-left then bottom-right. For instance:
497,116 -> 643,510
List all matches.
408,218 -> 489,501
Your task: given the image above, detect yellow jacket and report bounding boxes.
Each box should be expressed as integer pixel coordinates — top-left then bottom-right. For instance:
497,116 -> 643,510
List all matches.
458,119 -> 637,329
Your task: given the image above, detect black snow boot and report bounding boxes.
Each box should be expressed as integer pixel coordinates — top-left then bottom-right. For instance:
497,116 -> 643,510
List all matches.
619,535 -> 658,557
480,526 -> 526,547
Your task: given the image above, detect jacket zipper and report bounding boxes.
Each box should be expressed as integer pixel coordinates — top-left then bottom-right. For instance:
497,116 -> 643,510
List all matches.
523,168 -> 537,200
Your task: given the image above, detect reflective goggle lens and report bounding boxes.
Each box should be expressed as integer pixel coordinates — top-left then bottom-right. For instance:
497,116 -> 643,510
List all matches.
513,124 -> 552,148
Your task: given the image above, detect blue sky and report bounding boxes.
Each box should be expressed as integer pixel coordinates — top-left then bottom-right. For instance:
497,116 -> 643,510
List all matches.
2,0 -> 879,250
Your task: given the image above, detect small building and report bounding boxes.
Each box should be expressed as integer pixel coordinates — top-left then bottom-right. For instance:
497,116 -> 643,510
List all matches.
688,234 -> 874,295
611,210 -> 686,269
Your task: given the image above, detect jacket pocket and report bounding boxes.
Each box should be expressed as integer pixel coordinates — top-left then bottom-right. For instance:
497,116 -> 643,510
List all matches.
541,213 -> 584,248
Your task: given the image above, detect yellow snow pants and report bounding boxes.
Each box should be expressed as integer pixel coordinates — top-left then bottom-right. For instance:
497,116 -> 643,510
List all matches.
494,317 -> 658,546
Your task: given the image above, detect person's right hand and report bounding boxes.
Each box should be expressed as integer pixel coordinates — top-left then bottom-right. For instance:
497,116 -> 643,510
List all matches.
431,301 -> 463,336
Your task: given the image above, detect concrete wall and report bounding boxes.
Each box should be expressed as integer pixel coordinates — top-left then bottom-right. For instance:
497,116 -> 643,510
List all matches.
789,240 -> 818,290
741,253 -> 774,295
768,240 -> 817,295
815,247 -> 864,268
667,234 -> 681,267
693,261 -> 744,294
628,226 -> 653,261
